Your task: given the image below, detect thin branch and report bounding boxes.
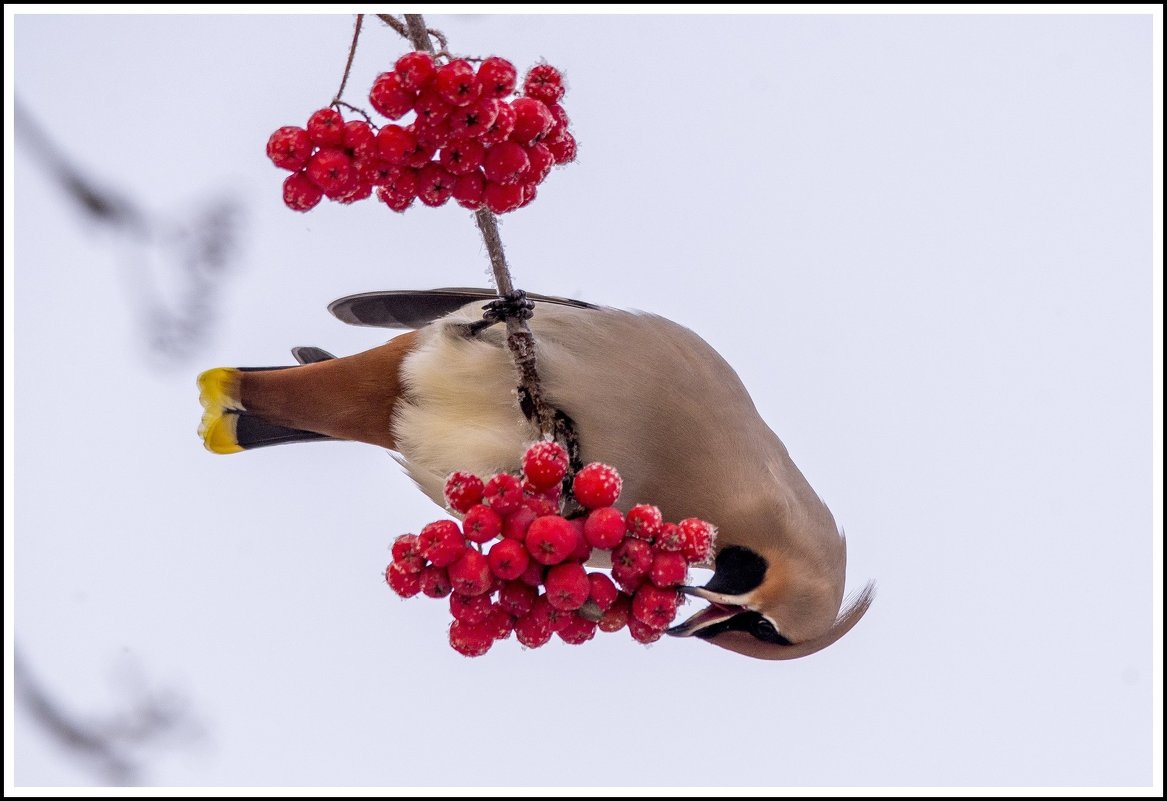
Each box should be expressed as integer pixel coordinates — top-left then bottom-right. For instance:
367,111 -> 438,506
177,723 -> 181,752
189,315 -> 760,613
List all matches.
377,14 -> 408,39
331,14 -> 364,106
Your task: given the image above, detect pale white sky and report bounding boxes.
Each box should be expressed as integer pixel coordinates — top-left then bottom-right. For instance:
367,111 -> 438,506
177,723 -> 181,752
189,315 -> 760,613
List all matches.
10,10 -> 1160,789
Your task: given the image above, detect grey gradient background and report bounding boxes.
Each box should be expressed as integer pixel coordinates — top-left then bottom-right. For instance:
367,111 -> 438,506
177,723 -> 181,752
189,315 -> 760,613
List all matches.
13,13 -> 1155,787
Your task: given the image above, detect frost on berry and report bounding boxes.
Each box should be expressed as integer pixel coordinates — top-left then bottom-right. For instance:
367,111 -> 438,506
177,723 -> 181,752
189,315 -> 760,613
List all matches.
449,592 -> 494,626
418,520 -> 466,567
414,89 -> 453,127
444,471 -> 484,514
306,148 -> 354,196
626,504 -> 663,544
544,562 -> 590,611
525,142 -> 554,183
524,515 -> 577,565
478,102 -> 516,147
483,142 -> 531,186
649,551 -> 688,588
478,56 -> 517,98
546,131 -> 577,165
628,617 -> 664,645
488,538 -> 530,581
523,484 -> 562,517
499,580 -> 537,617
484,182 -> 525,214
483,473 -> 523,516
514,608 -> 553,649
557,613 -> 597,645
306,108 -> 346,146
440,138 -> 486,176
282,172 -> 323,212
509,97 -> 555,146
583,506 -> 625,549
632,585 -> 680,630
587,571 -> 619,611
395,51 -> 437,93
369,72 -> 416,120
572,463 -> 622,510
679,518 -> 717,564
462,504 -> 503,544
385,562 -> 422,598
412,120 -> 453,151
417,163 -> 456,207
342,120 -> 377,160
449,619 -> 493,657
377,186 -> 414,213
452,169 -> 486,210
266,126 -> 312,171
390,534 -> 425,573
654,522 -> 684,552
448,98 -> 499,139
598,593 -> 632,633
448,549 -> 493,596
611,539 -> 653,592
523,63 -> 566,104
434,59 -> 482,107
488,607 -> 516,641
377,125 -> 418,166
420,566 -> 452,598
522,441 -> 569,491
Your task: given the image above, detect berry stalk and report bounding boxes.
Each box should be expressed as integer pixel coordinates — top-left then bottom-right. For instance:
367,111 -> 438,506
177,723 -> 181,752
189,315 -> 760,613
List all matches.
402,13 -> 557,439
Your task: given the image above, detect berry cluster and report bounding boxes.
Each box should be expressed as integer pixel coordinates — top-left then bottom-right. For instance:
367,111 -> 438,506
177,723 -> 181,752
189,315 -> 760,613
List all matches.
385,442 -> 716,657
266,52 -> 576,215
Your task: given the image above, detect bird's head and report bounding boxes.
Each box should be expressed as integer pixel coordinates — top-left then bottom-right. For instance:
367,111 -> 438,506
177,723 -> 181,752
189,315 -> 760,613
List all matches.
667,517 -> 875,660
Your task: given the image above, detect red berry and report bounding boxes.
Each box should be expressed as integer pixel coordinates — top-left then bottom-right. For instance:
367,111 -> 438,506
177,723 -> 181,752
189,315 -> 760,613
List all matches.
411,119 -> 453,151
395,51 -> 436,93
448,98 -> 499,139
418,520 -> 466,567
655,523 -> 684,553
546,102 -> 570,133
439,138 -> 486,176
341,120 -> 377,160
583,507 -> 625,549
405,140 -> 437,170
488,538 -> 530,581
524,515 -> 577,565
385,166 -> 419,199
417,163 -> 456,207
568,519 -> 592,563
452,169 -> 486,210
391,533 -> 421,563
626,504 -> 663,544
306,108 -> 345,146
628,617 -> 664,644
419,565 -> 452,598
385,562 -> 421,598
524,64 -> 566,104
266,126 -> 312,171
479,102 -> 516,146
448,549 -> 493,596
483,473 -> 523,516
632,585 -> 680,630
488,607 -> 516,641
444,471 -> 484,513
376,125 -> 417,165
449,619 -> 493,657
509,97 -> 554,145
306,148 -> 354,195
358,159 -> 395,187
514,607 -> 553,648
598,593 -> 632,633
334,180 -> 372,205
523,485 -> 562,517
434,59 -> 481,107
449,592 -> 494,625
679,518 -> 716,564
526,142 -> 554,183
414,89 -> 453,127
544,562 -> 589,611
522,441 -> 569,490
462,504 -> 503,544
478,56 -> 517,98
611,539 -> 653,589
650,551 -> 688,588
501,504 -> 537,541
546,131 -> 577,165
572,463 -> 622,510
498,580 -> 537,616
369,72 -> 415,120
518,559 -> 545,588
484,181 -> 525,214
483,141 -> 530,186
557,613 -> 597,645
282,172 -> 322,212
587,572 -> 619,611
377,186 -> 414,212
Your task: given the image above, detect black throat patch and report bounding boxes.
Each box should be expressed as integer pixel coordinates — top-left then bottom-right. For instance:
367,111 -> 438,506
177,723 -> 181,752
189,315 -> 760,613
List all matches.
703,546 -> 768,596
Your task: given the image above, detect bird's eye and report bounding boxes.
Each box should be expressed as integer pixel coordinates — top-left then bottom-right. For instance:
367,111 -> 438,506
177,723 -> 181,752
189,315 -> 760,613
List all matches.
754,618 -> 778,639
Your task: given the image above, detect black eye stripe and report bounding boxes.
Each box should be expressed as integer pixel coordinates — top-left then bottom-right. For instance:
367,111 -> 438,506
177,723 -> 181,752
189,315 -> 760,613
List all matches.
694,611 -> 793,646
703,546 -> 768,596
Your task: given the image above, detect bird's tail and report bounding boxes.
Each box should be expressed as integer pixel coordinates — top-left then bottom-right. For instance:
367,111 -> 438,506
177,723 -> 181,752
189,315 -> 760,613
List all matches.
197,331 -> 420,454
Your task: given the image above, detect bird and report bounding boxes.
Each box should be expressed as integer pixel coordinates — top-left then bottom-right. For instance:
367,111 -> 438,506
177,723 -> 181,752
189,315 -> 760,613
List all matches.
197,288 -> 874,660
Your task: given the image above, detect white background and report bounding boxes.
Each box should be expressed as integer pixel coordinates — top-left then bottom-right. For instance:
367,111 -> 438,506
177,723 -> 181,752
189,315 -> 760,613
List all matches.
11,11 -> 1157,788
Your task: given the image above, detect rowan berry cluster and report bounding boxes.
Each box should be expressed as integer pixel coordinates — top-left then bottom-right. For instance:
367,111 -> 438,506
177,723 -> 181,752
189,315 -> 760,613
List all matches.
267,53 -> 576,215
385,441 -> 716,657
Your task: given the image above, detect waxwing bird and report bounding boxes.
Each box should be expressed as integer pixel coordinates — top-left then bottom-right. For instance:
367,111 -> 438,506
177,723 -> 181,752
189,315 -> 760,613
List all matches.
197,288 -> 875,660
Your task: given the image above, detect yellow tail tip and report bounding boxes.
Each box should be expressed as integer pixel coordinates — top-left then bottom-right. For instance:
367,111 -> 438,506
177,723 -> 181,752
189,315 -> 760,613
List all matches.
197,368 -> 244,454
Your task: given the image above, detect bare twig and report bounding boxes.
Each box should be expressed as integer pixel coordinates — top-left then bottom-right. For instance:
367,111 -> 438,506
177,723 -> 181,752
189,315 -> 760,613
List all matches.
330,14 -> 364,106
376,14 -> 408,39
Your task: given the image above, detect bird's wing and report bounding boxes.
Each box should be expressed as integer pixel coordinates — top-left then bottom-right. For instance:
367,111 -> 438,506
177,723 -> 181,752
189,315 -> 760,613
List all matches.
291,346 -> 336,364
327,287 -> 599,329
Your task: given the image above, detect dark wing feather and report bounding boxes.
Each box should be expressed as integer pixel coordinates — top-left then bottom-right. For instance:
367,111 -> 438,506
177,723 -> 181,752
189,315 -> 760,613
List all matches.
328,287 -> 598,329
291,346 -> 336,364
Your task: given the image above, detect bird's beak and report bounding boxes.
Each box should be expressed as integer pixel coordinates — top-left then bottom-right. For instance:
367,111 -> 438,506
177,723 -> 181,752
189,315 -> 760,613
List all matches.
665,586 -> 747,637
